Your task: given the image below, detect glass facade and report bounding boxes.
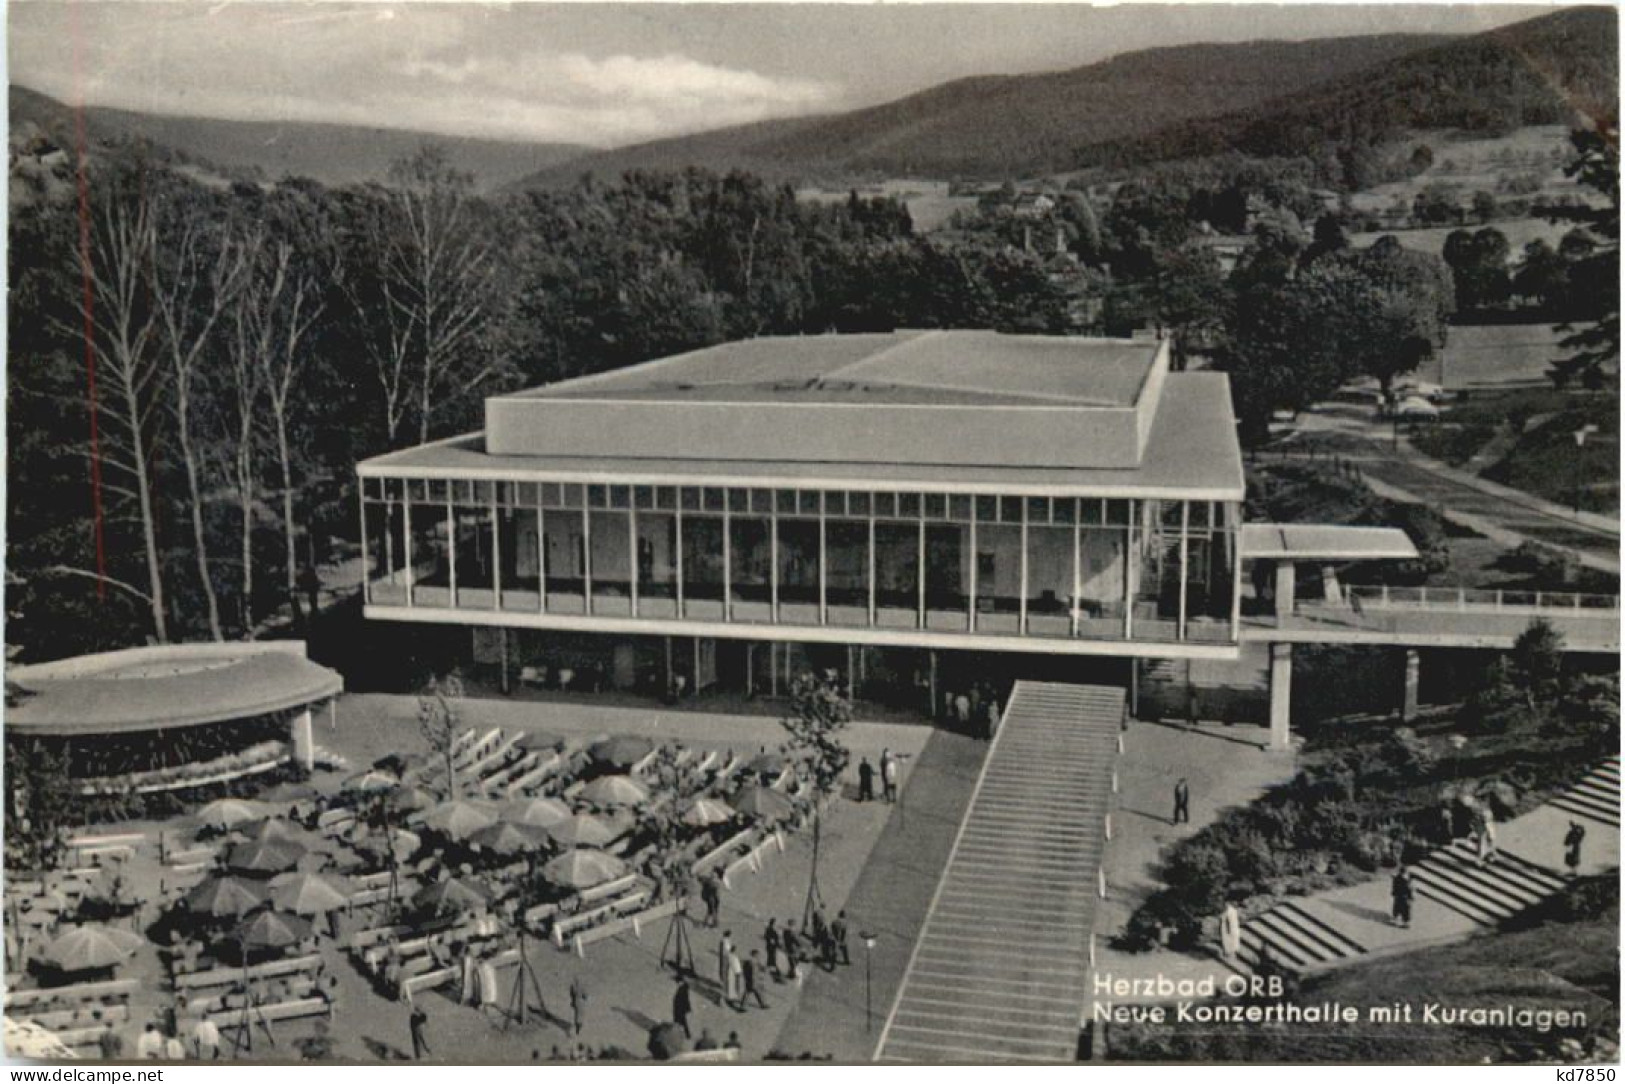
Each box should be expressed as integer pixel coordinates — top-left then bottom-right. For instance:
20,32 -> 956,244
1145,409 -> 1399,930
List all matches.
361,478 -> 1241,646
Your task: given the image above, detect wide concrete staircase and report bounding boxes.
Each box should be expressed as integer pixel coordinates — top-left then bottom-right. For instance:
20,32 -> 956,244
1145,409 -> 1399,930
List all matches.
1548,756 -> 1620,828
875,681 -> 1122,1063
1240,755 -> 1618,975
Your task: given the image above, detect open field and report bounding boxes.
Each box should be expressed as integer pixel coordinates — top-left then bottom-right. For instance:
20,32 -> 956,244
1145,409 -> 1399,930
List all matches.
1348,125 -> 1579,214
1352,217 -> 1574,263
1422,323 -> 1576,389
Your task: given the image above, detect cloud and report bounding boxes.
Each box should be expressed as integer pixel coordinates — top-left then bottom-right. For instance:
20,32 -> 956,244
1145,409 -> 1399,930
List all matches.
9,3 -> 838,148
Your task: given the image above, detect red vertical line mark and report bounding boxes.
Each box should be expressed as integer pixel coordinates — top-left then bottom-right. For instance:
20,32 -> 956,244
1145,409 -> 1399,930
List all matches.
69,2 -> 107,600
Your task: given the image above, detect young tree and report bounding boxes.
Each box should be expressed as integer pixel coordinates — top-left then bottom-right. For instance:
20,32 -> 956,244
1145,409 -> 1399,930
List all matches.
150,191 -> 246,641
64,162 -> 170,641
1509,618 -> 1566,715
418,671 -> 466,800
780,670 -> 853,924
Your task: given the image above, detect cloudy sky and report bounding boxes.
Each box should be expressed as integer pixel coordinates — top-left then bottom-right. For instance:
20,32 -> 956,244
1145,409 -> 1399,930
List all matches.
9,3 -> 1546,149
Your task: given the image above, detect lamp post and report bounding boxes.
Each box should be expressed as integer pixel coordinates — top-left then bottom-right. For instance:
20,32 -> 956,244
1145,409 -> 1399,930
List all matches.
860,930 -> 877,1033
1572,425 -> 1599,515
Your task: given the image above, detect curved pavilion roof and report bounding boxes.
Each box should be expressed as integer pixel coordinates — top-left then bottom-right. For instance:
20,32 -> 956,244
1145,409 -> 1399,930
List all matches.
7,643 -> 342,737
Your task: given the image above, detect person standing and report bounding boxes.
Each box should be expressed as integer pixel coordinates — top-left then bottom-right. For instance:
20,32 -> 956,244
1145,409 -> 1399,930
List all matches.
831,910 -> 850,966
857,758 -> 875,803
954,692 -> 971,728
1219,901 -> 1241,961
881,751 -> 898,803
762,918 -> 781,980
1173,778 -> 1191,825
569,975 -> 589,1037
136,1024 -> 164,1060
726,943 -> 745,1011
781,921 -> 801,980
743,950 -> 768,1009
672,977 -> 693,1039
191,1016 -> 221,1060
163,1030 -> 186,1060
408,1005 -> 431,1059
701,873 -> 722,928
1391,865 -> 1414,928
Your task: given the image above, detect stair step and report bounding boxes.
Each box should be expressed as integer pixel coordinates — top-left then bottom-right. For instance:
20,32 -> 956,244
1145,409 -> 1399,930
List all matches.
1261,901 -> 1367,960
1249,908 -> 1345,967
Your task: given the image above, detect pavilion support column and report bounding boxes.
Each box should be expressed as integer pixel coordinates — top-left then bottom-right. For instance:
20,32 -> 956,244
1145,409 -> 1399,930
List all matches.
1129,658 -> 1139,719
1268,642 -> 1293,752
968,506 -> 979,634
359,493 -> 371,605
846,645 -> 856,700
1274,561 -> 1296,622
1401,648 -> 1421,722
447,501 -> 457,606
664,636 -> 674,698
499,628 -> 510,695
491,499 -> 503,611
290,708 -> 315,771
770,642 -> 779,698
746,643 -> 755,698
581,504 -> 593,616
402,499 -> 415,606
537,507 -> 549,614
928,649 -> 939,719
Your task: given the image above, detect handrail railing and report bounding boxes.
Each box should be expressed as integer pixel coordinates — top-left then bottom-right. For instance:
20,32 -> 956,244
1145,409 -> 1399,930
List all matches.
1337,585 -> 1619,613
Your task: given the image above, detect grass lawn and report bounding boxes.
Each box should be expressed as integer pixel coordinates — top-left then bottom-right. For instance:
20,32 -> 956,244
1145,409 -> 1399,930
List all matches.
1482,394 -> 1620,514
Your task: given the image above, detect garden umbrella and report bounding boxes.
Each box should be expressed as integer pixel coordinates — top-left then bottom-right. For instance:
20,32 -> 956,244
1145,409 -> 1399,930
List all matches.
579,774 -> 650,807
413,877 -> 490,914
223,838 -> 307,876
502,796 -> 571,828
260,781 -> 321,803
420,799 -> 500,840
343,769 -> 399,794
233,909 -> 313,953
182,876 -> 266,919
268,871 -> 352,916
541,848 -> 627,890
546,813 -> 619,849
680,797 -> 735,828
194,798 -> 270,831
42,924 -> 143,972
747,751 -> 786,776
389,784 -> 440,813
466,820 -> 552,856
588,735 -> 653,769
237,818 -> 316,847
732,785 -> 793,821
647,1021 -> 690,1060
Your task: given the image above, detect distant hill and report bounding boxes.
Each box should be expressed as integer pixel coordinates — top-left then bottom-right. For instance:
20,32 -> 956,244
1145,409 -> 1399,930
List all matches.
9,85 -> 588,191
1083,6 -> 1618,175
513,32 -> 1454,187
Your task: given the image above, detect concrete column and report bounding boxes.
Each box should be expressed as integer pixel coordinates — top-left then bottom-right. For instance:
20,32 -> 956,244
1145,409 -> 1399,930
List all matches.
291,708 -> 315,771
1401,648 -> 1421,722
1273,561 -> 1297,621
1268,642 -> 1292,751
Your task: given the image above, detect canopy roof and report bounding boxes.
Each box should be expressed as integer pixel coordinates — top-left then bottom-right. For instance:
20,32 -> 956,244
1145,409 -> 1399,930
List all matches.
1241,524 -> 1420,561
8,643 -> 341,737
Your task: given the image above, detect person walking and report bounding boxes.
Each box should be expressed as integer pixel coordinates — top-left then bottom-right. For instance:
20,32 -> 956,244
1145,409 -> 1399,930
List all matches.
569,975 -> 589,1037
717,930 -> 735,994
137,1023 -> 164,1060
1219,901 -> 1241,961
763,918 -> 781,980
831,910 -> 850,966
881,751 -> 898,803
1391,865 -> 1414,928
701,872 -> 722,928
810,906 -> 830,969
408,1005 -> 431,1059
1476,809 -> 1499,867
1173,777 -> 1191,825
857,758 -> 875,802
1564,820 -> 1587,876
672,977 -> 694,1039
743,950 -> 768,1009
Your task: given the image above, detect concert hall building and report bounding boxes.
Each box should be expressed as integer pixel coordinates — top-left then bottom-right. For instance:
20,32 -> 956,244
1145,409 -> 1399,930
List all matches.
356,328 -> 1428,742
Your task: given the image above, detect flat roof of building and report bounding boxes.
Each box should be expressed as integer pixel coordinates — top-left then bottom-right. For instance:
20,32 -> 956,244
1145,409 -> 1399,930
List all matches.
512,331 -> 1158,408
362,373 -> 1245,498
1242,524 -> 1420,561
8,643 -> 343,736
